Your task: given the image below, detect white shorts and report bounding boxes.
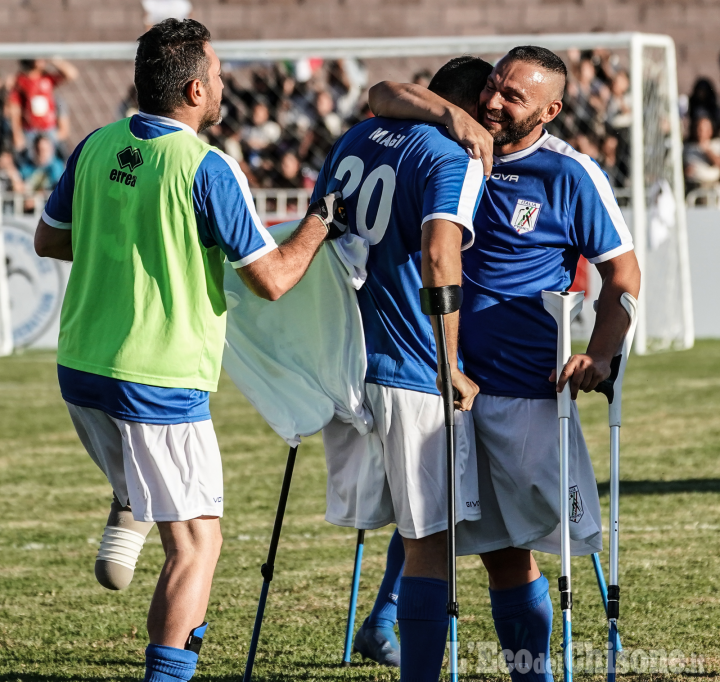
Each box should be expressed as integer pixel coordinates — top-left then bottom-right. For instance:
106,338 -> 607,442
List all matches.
66,403 -> 224,523
323,383 -> 482,540
456,395 -> 602,557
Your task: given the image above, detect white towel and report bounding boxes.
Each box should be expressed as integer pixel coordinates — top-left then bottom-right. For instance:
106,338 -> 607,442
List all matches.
222,220 -> 372,446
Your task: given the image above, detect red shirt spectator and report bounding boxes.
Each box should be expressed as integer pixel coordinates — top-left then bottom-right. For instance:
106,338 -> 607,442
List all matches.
7,59 -> 78,150
9,71 -> 63,132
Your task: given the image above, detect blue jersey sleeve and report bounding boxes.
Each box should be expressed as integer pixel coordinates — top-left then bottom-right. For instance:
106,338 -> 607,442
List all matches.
41,130 -> 96,229
193,149 -> 277,267
421,152 -> 485,249
571,161 -> 633,264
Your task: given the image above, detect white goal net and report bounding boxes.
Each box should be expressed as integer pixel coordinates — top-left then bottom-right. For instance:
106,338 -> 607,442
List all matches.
0,33 -> 693,354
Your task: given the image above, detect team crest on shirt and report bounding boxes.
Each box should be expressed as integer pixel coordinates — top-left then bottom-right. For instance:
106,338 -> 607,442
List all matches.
511,199 -> 542,234
569,485 -> 584,523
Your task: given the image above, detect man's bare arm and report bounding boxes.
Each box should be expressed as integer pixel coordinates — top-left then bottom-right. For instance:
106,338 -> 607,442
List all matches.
368,81 -> 493,177
421,218 -> 479,411
555,250 -> 641,398
237,192 -> 346,301
236,215 -> 328,301
35,218 -> 73,261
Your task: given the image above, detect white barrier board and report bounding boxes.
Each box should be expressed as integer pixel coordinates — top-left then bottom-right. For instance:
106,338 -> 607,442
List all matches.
3,216 -> 70,350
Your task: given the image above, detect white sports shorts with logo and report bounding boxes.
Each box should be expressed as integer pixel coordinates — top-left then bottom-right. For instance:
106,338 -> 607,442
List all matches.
456,394 -> 602,557
323,383 -> 482,540
66,403 -> 224,523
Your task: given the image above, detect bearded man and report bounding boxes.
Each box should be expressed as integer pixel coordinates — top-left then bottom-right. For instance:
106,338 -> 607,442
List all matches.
361,46 -> 641,681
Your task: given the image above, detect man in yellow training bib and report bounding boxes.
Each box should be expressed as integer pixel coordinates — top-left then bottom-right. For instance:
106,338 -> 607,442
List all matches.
34,18 -> 346,682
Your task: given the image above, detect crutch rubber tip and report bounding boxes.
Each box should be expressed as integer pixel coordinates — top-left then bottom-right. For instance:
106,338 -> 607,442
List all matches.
341,661 -> 351,667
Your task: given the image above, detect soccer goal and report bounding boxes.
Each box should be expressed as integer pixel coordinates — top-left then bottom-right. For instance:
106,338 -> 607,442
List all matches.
0,32 -> 693,354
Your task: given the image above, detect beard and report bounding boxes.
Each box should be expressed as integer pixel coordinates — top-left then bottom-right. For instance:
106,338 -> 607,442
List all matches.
481,104 -> 543,146
198,94 -> 223,133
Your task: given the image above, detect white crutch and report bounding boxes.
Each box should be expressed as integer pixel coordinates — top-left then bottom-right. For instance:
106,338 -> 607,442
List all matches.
542,289 -> 585,682
591,293 -> 638,682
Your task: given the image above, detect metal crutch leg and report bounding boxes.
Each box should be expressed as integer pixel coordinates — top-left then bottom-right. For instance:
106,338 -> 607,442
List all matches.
420,284 -> 463,682
542,289 -> 585,682
243,445 -> 298,682
592,293 -> 638,682
342,529 -> 365,666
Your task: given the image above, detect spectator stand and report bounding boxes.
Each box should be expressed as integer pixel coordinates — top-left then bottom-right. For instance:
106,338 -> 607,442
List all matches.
0,33 -> 693,353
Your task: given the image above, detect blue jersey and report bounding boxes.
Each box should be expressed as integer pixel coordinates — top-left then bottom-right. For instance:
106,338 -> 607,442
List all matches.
312,117 -> 485,394
460,132 -> 634,399
46,112 -> 276,423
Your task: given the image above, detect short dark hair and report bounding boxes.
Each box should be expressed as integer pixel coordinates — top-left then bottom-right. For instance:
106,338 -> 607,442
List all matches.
135,18 -> 212,116
504,45 -> 568,96
428,56 -> 493,110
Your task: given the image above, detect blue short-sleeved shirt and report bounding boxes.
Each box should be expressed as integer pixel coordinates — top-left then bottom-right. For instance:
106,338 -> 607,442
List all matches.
45,112 -> 277,423
460,131 -> 634,399
312,117 -> 485,395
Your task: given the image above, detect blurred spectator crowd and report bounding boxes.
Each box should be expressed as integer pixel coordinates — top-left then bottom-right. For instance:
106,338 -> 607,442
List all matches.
120,57 -> 375,194
2,50 -> 720,214
681,76 -> 720,197
547,48 -> 633,191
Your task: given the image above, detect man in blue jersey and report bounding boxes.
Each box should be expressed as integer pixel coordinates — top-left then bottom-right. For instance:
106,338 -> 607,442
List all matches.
34,19 -> 346,682
366,46 -> 641,680
315,58 -> 490,680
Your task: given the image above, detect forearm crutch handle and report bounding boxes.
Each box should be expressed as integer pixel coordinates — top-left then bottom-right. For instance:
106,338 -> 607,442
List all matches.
420,285 -> 463,423
592,293 -> 639,427
419,284 -> 462,681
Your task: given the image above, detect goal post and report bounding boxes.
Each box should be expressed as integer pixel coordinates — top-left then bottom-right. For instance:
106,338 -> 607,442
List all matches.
0,32 -> 692,353
628,34 -> 693,354
0,217 -> 14,357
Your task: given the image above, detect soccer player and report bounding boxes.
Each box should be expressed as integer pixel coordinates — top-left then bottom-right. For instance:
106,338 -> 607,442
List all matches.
34,19 -> 345,682
315,58 -> 491,680
366,46 -> 641,681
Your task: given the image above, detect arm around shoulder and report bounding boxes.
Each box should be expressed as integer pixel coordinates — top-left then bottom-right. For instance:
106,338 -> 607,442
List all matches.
368,81 -> 492,172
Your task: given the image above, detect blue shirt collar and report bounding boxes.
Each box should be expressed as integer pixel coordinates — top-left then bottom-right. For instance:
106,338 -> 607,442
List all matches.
137,110 -> 197,137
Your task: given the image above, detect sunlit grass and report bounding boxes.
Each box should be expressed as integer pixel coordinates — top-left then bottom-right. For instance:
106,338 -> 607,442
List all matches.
1,344 -> 719,680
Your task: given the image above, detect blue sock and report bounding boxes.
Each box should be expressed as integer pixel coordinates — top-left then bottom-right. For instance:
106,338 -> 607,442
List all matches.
397,576 -> 449,682
367,529 -> 405,629
144,644 -> 198,682
489,574 -> 554,682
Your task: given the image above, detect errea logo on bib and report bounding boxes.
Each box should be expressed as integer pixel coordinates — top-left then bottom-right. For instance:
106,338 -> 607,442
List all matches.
511,199 -> 541,234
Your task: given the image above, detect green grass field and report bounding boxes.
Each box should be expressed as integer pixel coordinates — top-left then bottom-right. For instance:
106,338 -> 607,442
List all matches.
2,344 -> 720,681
